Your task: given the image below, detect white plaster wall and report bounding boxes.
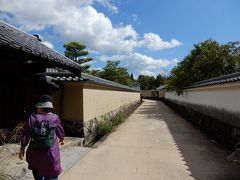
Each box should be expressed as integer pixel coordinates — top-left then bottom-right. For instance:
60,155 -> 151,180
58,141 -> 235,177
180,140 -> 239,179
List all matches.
83,88 -> 140,121
165,83 -> 240,113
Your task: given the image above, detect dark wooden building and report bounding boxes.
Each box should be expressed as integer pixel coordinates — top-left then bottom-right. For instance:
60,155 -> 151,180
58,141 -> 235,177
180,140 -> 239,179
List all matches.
0,20 -> 82,129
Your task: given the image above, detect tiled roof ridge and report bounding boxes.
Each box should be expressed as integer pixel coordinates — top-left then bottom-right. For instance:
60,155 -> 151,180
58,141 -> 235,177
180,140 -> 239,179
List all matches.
82,73 -> 139,91
43,69 -> 140,92
0,20 -> 81,72
189,72 -> 240,88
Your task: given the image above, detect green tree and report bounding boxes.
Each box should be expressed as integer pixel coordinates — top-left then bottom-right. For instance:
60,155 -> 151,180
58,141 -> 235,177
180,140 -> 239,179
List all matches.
155,74 -> 164,88
227,41 -> 240,71
137,75 -> 156,90
137,75 -> 147,90
90,69 -> 102,77
63,41 -> 93,71
100,60 -> 133,86
130,73 -> 134,80
167,39 -> 239,94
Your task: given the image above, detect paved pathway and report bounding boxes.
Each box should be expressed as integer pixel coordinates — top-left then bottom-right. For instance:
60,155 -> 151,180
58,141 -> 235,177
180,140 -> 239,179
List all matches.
61,99 -> 240,180
0,137 -> 89,179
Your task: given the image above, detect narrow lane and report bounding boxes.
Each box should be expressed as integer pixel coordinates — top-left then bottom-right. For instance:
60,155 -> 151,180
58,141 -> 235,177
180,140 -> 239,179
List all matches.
61,99 -> 240,180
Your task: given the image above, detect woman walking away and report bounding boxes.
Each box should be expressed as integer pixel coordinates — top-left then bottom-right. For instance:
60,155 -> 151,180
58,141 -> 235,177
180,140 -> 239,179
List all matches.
19,95 -> 65,180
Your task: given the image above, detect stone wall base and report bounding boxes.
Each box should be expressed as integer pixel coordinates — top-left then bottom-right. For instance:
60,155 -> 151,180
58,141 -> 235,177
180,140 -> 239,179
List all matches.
162,99 -> 240,151
83,100 -> 141,145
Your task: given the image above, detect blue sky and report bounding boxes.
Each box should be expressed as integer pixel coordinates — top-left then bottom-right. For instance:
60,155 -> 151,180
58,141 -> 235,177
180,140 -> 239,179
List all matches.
0,0 -> 239,77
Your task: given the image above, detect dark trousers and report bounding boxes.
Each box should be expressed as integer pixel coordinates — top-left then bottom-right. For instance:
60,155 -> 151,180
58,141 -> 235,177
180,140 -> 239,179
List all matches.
32,169 -> 58,180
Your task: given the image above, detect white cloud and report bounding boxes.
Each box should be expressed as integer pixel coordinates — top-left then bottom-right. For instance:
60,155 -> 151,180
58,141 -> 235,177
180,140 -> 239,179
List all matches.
95,0 -> 118,13
41,41 -> 54,49
95,67 -> 103,71
132,14 -> 138,22
99,53 -> 178,76
0,0 -> 182,53
99,55 -> 110,61
0,1 -> 138,52
138,33 -> 182,51
56,6 -> 138,52
140,70 -> 155,76
99,54 -> 122,62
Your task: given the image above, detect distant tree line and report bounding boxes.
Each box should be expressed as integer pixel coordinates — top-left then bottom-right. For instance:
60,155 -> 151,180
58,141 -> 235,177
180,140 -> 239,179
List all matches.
90,60 -> 134,86
94,39 -> 240,91
63,41 -> 167,89
90,60 -> 166,89
63,40 -> 240,92
137,74 -> 165,90
167,39 -> 240,94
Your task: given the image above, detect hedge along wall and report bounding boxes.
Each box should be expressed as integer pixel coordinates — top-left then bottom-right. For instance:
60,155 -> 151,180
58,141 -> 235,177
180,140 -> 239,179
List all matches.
165,82 -> 240,128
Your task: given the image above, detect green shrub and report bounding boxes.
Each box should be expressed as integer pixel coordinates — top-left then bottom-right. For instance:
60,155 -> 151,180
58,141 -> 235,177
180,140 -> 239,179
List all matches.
112,113 -> 126,126
96,112 -> 126,140
97,120 -> 113,138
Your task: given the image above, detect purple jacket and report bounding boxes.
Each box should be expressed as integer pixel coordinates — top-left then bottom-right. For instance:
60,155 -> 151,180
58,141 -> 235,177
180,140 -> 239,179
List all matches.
21,113 -> 65,177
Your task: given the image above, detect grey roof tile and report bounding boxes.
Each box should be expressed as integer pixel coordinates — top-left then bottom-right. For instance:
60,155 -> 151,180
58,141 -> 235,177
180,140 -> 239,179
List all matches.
0,20 -> 82,73
42,69 -> 140,92
189,72 -> 240,88
81,73 -> 140,92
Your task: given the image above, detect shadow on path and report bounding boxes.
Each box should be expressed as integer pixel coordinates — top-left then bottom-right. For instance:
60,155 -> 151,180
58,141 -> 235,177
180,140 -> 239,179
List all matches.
137,100 -> 240,180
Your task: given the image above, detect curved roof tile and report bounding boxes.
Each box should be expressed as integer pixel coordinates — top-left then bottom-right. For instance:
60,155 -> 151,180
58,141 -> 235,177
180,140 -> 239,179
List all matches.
189,72 -> 240,88
0,20 -> 82,73
42,69 -> 140,92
